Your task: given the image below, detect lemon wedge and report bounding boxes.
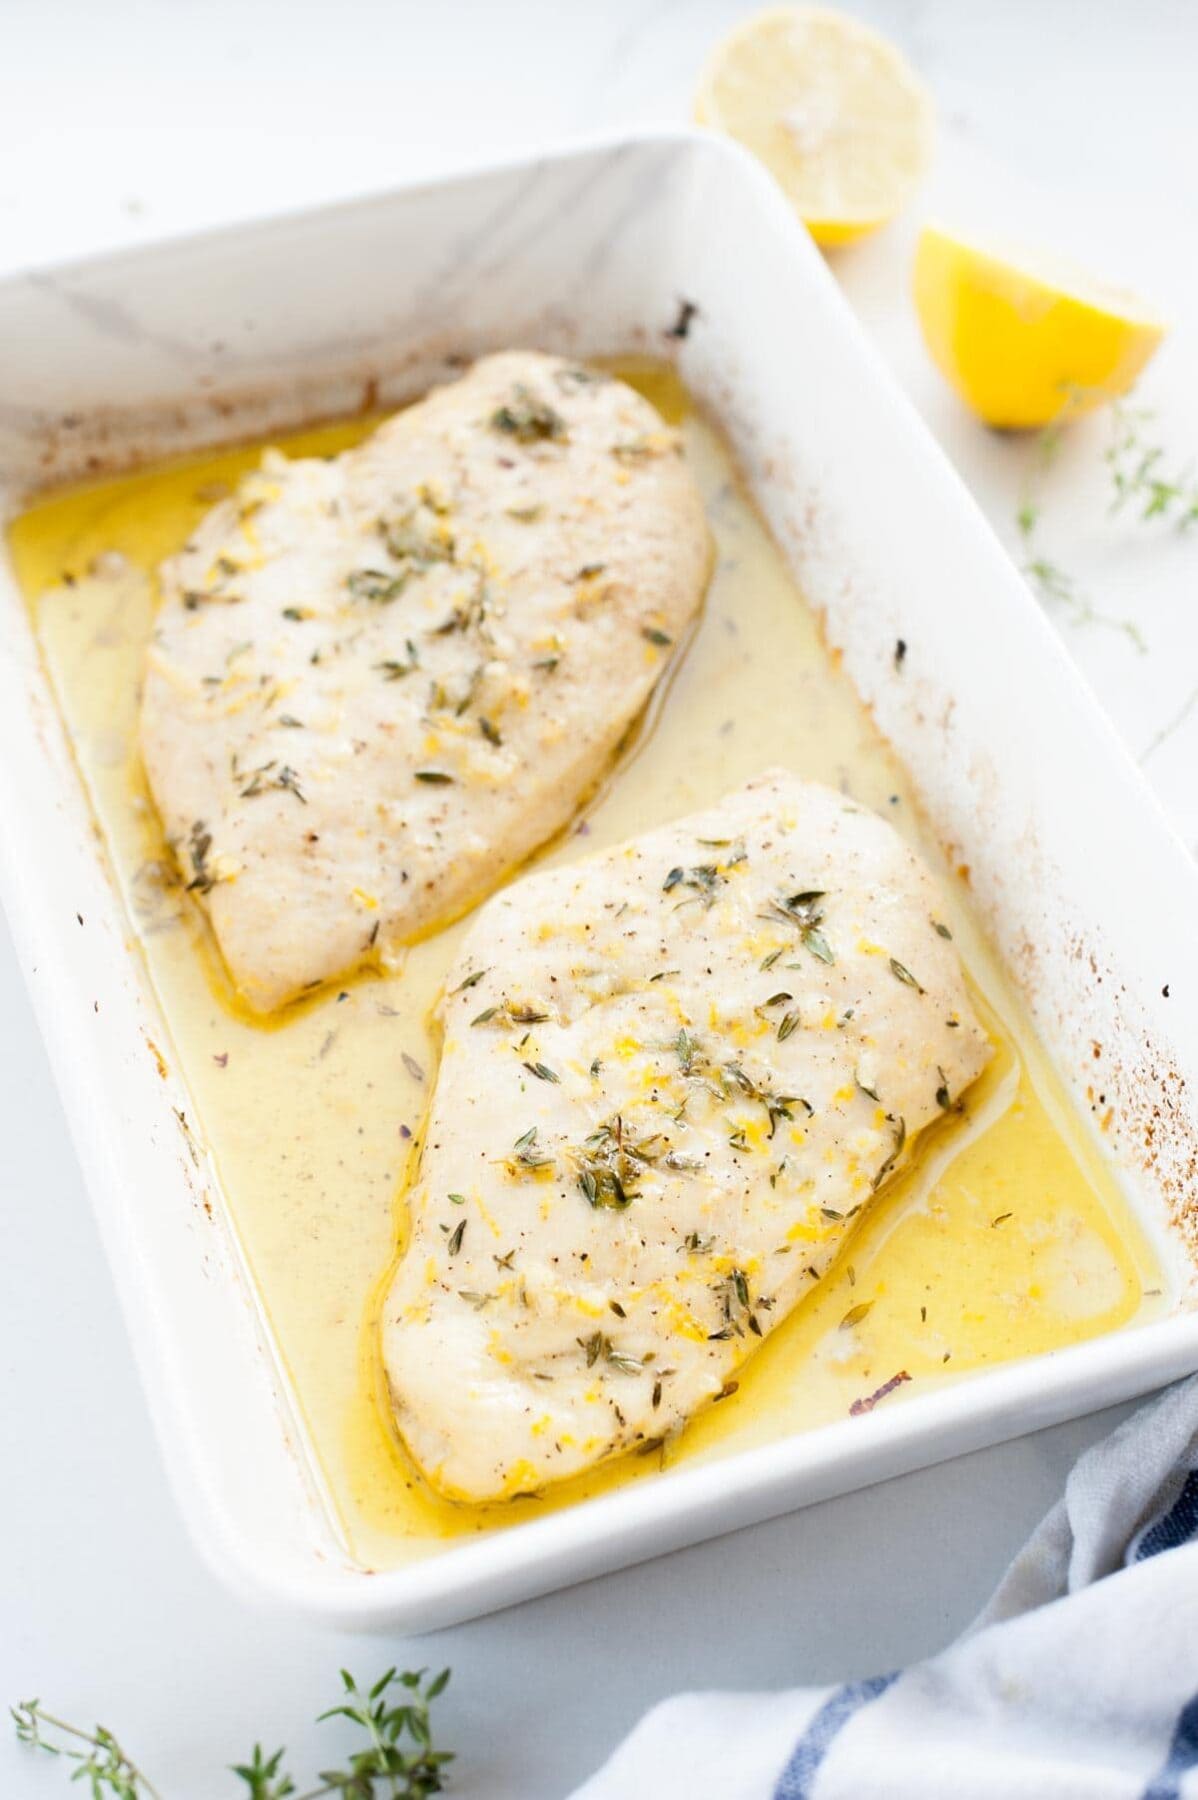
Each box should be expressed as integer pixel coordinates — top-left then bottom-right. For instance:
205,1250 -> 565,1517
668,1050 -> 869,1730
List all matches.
694,5 -> 934,245
913,223 -> 1167,428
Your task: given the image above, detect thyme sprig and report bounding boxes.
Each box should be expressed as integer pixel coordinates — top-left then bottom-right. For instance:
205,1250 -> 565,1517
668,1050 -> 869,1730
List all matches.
766,890 -> 835,965
573,1114 -> 665,1209
12,1703 -> 159,1799
1107,402 -> 1198,528
722,1061 -> 809,1140
1011,393 -> 1198,652
12,1667 -> 452,1798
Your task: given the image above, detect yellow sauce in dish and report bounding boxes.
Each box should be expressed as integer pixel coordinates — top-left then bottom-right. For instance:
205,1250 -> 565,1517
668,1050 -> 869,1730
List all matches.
6,364 -> 1167,1568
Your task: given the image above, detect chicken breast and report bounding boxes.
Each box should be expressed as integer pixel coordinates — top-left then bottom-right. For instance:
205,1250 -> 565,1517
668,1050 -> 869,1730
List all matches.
140,352 -> 711,1011
381,768 -> 991,1502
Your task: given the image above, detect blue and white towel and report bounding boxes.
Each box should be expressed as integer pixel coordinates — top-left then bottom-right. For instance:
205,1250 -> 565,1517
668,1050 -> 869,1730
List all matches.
572,1377 -> 1198,1799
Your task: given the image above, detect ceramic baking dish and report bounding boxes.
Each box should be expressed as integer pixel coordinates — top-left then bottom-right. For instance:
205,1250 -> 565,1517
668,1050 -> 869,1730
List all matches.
2,130 -> 1197,1632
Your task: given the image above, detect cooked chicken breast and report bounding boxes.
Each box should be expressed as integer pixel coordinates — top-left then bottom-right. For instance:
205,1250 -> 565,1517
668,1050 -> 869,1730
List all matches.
140,353 -> 711,1011
382,768 -> 991,1503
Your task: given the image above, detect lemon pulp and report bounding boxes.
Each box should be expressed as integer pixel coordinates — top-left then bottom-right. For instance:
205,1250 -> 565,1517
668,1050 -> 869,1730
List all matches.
694,5 -> 934,245
914,222 -> 1167,428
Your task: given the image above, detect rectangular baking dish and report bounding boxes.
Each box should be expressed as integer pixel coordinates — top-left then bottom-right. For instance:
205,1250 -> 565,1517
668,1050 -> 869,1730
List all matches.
2,130 -> 1197,1632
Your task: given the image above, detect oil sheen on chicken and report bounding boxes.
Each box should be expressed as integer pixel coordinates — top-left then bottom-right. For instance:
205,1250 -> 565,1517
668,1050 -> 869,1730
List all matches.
381,768 -> 992,1502
140,353 -> 711,1010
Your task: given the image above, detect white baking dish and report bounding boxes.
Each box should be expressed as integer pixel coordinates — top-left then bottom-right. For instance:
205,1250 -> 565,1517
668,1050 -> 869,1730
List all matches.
2,130 -> 1197,1632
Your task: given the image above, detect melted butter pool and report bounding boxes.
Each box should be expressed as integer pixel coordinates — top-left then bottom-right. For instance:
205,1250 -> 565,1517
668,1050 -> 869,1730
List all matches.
6,364 -> 1167,1566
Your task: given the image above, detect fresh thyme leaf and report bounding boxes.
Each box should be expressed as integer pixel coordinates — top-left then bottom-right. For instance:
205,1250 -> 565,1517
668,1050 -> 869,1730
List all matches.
777,1009 -> 800,1042
642,626 -> 673,647
447,1219 -> 466,1256
415,769 -> 454,785
931,919 -> 952,939
11,1701 -> 158,1799
522,1060 -> 559,1083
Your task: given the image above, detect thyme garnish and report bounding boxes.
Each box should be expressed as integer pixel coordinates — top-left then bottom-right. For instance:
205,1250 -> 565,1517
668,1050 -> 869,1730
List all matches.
709,1266 -> 758,1340
840,1301 -> 874,1330
414,770 -> 454,785
347,567 -> 410,604
1016,409 -> 1147,651
888,957 -> 925,994
522,1060 -> 559,1083
505,1126 -> 553,1175
375,639 -> 420,680
446,1219 -> 466,1256
872,1114 -> 907,1190
450,967 -> 488,995
722,1061 -> 809,1138
573,1115 -> 663,1210
577,1332 -> 644,1376
13,1667 -> 452,1799
1107,401 -> 1198,528
490,385 -> 566,444
854,1068 -> 880,1103
185,821 -> 218,894
663,862 -> 724,909
239,762 -> 307,804
642,626 -> 673,647
471,999 -> 550,1030
768,890 -> 834,965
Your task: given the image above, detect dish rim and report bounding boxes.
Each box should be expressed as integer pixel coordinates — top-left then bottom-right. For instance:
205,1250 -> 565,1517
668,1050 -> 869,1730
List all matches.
3,124 -> 1197,1629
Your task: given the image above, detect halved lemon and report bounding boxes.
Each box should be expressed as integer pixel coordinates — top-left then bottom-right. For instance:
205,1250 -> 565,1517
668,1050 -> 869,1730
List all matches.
694,5 -> 934,246
913,223 -> 1168,429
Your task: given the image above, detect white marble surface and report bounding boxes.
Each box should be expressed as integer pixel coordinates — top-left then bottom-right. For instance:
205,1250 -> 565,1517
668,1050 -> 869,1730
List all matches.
1,3 -> 1196,1795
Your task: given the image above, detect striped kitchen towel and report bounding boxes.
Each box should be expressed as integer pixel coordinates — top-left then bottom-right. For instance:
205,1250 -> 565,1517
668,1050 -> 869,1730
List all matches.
571,1375 -> 1198,1800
